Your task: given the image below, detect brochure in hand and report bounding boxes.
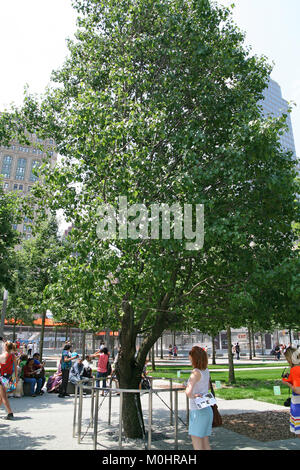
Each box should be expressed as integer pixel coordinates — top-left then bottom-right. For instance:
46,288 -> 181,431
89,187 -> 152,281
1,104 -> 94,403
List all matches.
194,392 -> 217,409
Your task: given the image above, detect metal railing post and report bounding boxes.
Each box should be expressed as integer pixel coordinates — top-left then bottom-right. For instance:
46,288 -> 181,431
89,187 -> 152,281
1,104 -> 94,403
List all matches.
170,378 -> 173,425
73,383 -> 78,438
93,388 -> 99,450
186,393 -> 189,428
90,378 -> 95,427
174,389 -> 178,450
77,383 -> 83,444
108,388 -> 112,425
119,391 -> 123,449
148,389 -> 153,450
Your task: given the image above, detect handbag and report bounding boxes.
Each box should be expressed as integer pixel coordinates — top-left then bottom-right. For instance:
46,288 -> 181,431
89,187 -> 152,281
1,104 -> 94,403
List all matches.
1,363 -> 17,393
210,379 -> 222,427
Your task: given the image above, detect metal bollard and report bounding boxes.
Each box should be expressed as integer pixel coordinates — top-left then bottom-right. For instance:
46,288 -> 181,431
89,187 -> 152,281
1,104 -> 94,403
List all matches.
119,391 -> 123,449
170,378 -> 173,425
90,378 -> 95,428
77,383 -> 83,444
73,383 -> 78,438
174,389 -> 178,450
93,388 -> 99,450
108,389 -> 112,425
148,390 -> 153,450
186,393 -> 189,428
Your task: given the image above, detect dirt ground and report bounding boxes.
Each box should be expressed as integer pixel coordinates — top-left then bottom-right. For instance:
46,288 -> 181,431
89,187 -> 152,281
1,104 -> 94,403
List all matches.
221,410 -> 296,442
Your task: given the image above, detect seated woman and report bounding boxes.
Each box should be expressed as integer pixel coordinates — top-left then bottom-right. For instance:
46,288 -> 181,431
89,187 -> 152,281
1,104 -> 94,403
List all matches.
46,362 -> 62,393
23,358 -> 43,397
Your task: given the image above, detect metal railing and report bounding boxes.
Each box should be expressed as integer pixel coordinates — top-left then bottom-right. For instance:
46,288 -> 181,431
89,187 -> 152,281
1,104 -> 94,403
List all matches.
72,376 -> 189,450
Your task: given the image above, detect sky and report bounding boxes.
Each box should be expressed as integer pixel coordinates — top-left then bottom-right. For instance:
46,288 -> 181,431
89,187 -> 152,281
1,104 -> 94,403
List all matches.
0,0 -> 299,154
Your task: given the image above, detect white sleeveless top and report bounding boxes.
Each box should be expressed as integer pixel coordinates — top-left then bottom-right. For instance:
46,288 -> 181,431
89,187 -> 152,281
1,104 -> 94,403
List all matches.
188,368 -> 210,411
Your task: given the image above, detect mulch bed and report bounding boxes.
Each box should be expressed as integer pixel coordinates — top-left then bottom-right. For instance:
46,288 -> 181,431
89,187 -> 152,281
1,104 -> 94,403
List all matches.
221,411 -> 294,442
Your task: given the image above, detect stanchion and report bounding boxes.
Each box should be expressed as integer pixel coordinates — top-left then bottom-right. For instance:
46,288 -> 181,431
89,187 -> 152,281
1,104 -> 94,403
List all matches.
148,390 -> 153,449
77,383 -> 83,444
90,378 -> 95,427
174,389 -> 178,450
119,391 -> 123,449
73,383 -> 78,438
186,394 -> 189,428
93,388 -> 99,450
108,388 -> 112,425
170,378 -> 173,425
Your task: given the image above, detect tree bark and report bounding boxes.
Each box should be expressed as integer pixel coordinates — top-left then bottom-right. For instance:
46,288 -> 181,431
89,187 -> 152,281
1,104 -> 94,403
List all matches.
227,326 -> 235,384
39,310 -> 47,361
116,298 -> 168,439
248,326 -> 252,360
212,335 -> 216,365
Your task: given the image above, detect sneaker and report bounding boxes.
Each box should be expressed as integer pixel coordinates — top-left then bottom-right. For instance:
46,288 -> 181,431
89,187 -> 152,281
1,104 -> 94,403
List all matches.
58,394 -> 65,398
4,413 -> 14,420
31,394 -> 37,397
64,393 -> 71,397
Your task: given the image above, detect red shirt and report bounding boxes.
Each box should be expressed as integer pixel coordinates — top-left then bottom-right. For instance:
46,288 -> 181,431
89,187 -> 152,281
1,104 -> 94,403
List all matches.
0,353 -> 14,376
97,353 -> 109,373
282,366 -> 300,387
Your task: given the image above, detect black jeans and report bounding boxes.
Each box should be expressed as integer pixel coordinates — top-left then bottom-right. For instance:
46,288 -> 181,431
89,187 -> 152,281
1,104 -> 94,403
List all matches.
59,369 -> 70,395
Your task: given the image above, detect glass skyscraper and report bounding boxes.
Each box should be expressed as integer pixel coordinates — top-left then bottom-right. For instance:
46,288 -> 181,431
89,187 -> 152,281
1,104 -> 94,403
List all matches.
261,78 -> 298,170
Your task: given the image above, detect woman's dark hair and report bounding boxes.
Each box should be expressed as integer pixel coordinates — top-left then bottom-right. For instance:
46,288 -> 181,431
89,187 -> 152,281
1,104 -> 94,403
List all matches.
63,345 -> 71,351
26,358 -> 34,366
19,354 -> 28,362
102,347 -> 108,355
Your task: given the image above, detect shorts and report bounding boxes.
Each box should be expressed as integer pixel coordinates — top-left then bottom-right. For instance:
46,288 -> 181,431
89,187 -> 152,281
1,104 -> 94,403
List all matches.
189,407 -> 213,438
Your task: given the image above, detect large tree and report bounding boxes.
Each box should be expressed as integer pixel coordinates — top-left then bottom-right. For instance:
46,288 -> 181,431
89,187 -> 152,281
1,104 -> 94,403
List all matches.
1,0 -> 299,437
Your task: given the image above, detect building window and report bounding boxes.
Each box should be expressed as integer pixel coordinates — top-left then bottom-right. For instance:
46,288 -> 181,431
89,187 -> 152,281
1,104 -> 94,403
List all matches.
15,158 -> 27,180
1,155 -> 13,178
13,184 -> 18,190
3,182 -> 9,190
30,160 -> 40,182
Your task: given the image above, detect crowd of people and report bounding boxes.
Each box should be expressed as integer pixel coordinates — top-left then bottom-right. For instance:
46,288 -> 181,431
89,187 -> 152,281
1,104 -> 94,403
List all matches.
1,335 -> 299,447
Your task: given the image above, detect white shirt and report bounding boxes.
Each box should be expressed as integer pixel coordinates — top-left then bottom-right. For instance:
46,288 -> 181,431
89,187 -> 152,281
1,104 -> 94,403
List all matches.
188,368 -> 211,411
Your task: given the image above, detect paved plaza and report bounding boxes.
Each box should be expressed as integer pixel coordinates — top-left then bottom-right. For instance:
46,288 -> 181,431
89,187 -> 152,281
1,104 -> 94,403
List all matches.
1,379 -> 300,451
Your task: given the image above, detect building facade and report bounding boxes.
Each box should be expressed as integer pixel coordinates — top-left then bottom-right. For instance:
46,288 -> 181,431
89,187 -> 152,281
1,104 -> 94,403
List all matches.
0,135 -> 57,238
260,77 -> 298,170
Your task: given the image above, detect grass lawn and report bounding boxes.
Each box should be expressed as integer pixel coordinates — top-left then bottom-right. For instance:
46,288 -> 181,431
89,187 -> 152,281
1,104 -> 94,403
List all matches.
150,365 -> 291,406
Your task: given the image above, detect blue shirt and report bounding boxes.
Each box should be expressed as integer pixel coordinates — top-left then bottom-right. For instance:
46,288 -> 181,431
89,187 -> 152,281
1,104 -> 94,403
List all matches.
61,350 -> 72,370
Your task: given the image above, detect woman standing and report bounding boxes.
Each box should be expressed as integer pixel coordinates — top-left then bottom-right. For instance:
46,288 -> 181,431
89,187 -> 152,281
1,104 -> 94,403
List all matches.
91,347 -> 110,395
0,341 -> 18,420
282,347 -> 300,437
185,346 -> 213,450
58,344 -> 78,398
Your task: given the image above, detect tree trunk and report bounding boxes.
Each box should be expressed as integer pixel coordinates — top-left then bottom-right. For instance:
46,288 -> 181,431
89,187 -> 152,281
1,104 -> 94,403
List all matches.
252,330 -> 256,357
151,346 -> 155,371
160,335 -> 163,359
81,330 -> 86,359
212,335 -> 216,365
39,310 -> 47,361
116,299 -> 168,439
227,326 -> 235,384
248,327 -> 252,360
